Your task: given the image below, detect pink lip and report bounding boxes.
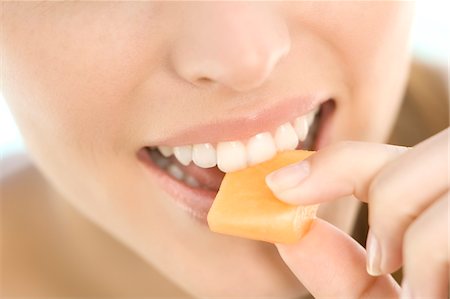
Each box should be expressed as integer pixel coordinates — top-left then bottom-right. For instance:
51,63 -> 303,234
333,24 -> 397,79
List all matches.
137,148 -> 216,225
148,94 -> 329,146
137,97 -> 335,226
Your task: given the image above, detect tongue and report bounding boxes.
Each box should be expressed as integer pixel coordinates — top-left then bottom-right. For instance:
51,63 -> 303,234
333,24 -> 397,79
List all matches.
170,157 -> 225,191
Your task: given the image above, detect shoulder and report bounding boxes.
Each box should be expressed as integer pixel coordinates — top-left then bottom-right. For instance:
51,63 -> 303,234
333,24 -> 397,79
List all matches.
1,152 -> 65,295
1,153 -> 56,241
1,152 -> 52,202
0,153 -> 191,297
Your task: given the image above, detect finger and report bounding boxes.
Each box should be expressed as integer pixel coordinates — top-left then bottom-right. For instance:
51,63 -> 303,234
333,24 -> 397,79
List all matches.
276,219 -> 400,299
266,129 -> 449,276
401,191 -> 449,299
265,140 -> 407,204
367,129 -> 449,274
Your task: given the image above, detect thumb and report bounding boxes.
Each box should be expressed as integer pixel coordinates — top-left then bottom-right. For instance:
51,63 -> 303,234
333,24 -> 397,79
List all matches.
276,219 -> 400,298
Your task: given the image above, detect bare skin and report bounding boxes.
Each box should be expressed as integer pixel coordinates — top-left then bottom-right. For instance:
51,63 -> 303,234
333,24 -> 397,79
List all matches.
1,154 -> 190,297
3,2 -> 447,298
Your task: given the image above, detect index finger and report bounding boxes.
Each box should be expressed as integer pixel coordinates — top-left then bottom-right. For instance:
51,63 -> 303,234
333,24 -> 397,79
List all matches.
265,141 -> 407,205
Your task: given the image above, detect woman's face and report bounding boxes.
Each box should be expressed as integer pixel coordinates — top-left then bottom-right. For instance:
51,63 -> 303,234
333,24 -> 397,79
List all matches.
2,2 -> 414,298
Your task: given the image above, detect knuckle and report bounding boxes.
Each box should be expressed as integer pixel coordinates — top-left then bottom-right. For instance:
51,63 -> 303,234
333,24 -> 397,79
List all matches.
332,140 -> 360,153
327,140 -> 366,161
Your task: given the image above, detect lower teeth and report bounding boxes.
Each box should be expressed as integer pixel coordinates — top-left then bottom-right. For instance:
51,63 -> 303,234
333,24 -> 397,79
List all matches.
167,164 -> 185,180
185,175 -> 200,188
149,148 -> 202,188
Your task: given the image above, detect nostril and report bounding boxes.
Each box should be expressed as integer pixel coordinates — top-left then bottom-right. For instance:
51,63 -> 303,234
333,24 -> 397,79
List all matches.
196,77 -> 214,85
190,76 -> 218,89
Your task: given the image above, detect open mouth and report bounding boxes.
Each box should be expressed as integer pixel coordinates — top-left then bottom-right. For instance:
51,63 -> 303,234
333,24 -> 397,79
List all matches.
137,99 -> 335,223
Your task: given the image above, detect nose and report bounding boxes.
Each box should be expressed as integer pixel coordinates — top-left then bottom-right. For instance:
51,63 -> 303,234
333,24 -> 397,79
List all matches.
171,3 -> 290,92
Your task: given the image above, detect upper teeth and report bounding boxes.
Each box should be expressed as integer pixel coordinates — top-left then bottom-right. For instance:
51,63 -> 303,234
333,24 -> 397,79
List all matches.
157,107 -> 319,173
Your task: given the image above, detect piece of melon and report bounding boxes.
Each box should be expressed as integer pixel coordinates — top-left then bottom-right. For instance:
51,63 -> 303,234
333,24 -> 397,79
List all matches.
207,150 -> 318,244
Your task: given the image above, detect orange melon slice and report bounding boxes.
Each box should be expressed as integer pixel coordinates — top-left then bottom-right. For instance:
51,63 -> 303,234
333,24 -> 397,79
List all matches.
207,150 -> 318,244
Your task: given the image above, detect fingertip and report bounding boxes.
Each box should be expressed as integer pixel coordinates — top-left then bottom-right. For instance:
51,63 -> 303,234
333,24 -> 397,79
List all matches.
265,161 -> 310,192
276,188 -> 306,204
265,161 -> 310,205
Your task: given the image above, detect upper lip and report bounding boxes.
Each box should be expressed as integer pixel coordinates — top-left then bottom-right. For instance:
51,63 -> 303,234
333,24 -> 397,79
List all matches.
146,94 -> 329,147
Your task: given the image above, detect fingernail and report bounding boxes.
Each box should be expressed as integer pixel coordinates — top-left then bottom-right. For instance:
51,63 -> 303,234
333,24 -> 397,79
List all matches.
366,229 -> 382,276
400,280 -> 414,299
265,161 -> 310,193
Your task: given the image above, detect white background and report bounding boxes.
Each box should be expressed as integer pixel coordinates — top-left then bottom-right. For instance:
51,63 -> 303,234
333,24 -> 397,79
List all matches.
1,0 -> 449,158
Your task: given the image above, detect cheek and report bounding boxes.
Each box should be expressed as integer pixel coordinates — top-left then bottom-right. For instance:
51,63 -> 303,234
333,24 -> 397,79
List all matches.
324,2 -> 414,142
1,4 -> 170,223
343,3 -> 414,139
1,5 -> 183,267
2,4 -> 167,162
284,2 -> 414,143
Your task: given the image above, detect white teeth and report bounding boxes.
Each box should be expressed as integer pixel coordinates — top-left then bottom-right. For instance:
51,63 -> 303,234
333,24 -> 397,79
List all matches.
274,123 -> 299,151
216,141 -> 247,172
173,145 -> 192,166
158,146 -> 173,157
167,164 -> 185,180
184,175 -> 200,188
163,161 -> 200,187
153,106 -> 320,173
246,132 -> 277,166
192,143 -> 217,168
294,115 -> 309,142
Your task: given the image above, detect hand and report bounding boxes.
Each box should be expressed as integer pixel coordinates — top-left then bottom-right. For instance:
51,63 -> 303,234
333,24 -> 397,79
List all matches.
266,128 -> 449,298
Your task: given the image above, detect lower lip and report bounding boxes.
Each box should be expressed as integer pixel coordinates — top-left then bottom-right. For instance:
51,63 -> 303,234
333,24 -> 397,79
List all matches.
137,149 -> 216,225
137,101 -> 335,226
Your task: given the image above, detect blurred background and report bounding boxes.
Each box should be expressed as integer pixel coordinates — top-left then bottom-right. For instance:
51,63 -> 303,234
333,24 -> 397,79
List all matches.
1,0 -> 449,158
